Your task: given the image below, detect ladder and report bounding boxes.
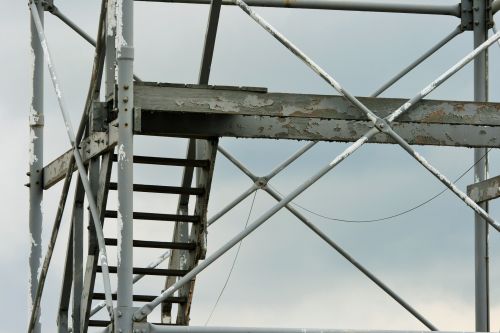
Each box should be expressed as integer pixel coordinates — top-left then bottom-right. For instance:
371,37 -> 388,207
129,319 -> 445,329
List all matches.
58,136 -> 218,331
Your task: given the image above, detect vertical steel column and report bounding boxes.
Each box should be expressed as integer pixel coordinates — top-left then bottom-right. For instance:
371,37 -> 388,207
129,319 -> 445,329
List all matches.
115,0 -> 135,331
106,0 -> 116,100
473,0 -> 490,330
72,180 -> 85,333
29,2 -> 43,333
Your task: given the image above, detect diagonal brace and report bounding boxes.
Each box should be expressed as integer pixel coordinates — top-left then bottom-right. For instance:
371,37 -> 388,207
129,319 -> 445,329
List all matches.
218,146 -> 437,330
29,2 -> 115,318
133,0 -> 500,322
234,0 -> 500,231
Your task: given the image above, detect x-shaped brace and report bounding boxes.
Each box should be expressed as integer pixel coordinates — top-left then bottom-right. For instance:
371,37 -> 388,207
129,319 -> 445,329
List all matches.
134,0 -> 500,322
215,144 -> 438,330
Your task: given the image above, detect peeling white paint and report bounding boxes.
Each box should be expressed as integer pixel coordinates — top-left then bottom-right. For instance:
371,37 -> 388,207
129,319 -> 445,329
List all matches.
29,128 -> 38,166
204,99 -> 239,112
402,102 -> 412,111
117,144 -> 127,170
421,83 -> 436,97
117,206 -> 123,266
107,0 -> 117,36
115,0 -> 127,55
242,95 -> 274,108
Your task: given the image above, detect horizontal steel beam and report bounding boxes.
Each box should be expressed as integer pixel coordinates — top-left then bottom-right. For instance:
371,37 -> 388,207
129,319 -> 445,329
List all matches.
42,129 -> 117,189
134,0 -> 461,16
43,83 -> 500,189
467,174 -> 500,203
148,325 -> 485,333
134,83 -> 500,148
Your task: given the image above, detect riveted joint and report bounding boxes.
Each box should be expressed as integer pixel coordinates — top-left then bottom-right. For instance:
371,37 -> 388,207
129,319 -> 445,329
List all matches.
255,177 -> 268,189
374,119 -> 391,133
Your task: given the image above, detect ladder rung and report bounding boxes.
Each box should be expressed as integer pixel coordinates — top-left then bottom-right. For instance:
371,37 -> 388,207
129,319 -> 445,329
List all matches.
104,238 -> 196,250
109,182 -> 205,195
112,154 -> 210,168
92,293 -> 187,303
97,266 -> 189,276
105,210 -> 201,223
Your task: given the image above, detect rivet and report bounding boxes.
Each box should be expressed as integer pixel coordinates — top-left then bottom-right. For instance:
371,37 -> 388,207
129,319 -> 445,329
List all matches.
123,96 -> 129,103
124,85 -> 129,90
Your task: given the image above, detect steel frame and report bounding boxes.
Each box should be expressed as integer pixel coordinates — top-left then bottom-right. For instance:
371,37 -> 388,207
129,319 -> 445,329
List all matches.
26,0 -> 500,332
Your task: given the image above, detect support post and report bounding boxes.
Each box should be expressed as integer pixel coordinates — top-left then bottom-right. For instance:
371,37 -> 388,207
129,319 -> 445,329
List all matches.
473,0 -> 490,330
115,0 -> 135,331
72,179 -> 85,333
28,2 -> 44,333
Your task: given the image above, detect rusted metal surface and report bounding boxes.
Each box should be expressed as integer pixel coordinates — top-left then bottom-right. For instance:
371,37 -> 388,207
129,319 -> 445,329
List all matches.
134,83 -> 500,126
467,175 -> 500,203
134,83 -> 500,148
42,130 -> 117,189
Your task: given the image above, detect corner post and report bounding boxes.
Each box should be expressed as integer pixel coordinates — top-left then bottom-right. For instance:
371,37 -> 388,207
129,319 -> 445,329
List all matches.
473,0 -> 490,330
115,0 -> 135,331
29,2 -> 44,333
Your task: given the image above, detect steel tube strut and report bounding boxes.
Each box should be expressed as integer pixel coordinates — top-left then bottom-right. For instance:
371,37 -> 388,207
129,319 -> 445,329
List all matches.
218,146 -> 437,330
135,0 -> 460,16
149,325 -> 478,333
133,1 -> 500,321
235,0 -> 500,231
115,0 -> 135,332
473,0 -> 490,330
27,1 -> 109,331
28,2 -> 43,333
372,25 -> 462,97
209,18 -> 453,226
208,142 -> 316,226
29,2 -> 115,317
49,5 -> 142,82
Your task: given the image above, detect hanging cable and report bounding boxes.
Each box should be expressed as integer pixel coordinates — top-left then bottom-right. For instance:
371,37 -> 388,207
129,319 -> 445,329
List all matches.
204,191 -> 258,325
269,148 -> 492,223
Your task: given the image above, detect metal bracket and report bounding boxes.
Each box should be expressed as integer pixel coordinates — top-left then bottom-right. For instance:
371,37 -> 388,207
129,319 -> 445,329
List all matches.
461,0 -> 474,31
133,321 -> 151,333
41,0 -> 54,11
91,101 -> 108,133
133,107 -> 141,133
462,0 -> 494,30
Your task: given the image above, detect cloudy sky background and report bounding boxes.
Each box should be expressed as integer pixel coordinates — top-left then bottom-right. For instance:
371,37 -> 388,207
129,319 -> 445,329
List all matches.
2,0 -> 500,332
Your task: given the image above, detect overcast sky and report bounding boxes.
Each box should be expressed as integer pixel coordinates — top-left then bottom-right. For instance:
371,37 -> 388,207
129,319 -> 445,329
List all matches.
2,1 -> 500,332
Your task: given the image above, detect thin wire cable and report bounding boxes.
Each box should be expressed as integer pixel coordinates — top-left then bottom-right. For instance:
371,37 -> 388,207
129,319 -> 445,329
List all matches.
204,191 -> 258,325
269,148 -> 492,223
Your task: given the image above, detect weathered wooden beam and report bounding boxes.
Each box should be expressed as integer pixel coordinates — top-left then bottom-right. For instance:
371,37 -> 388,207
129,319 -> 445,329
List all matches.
134,82 -> 500,147
42,129 -> 117,189
467,175 -> 500,203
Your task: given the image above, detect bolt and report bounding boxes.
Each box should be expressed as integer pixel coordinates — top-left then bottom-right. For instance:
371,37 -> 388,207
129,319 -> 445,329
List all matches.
124,85 -> 129,90
123,96 -> 129,103
125,123 -> 129,127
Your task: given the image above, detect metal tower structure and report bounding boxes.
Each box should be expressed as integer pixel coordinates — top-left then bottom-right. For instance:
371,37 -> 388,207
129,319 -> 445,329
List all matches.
26,0 -> 500,332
